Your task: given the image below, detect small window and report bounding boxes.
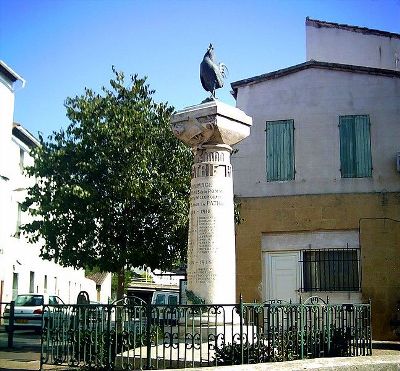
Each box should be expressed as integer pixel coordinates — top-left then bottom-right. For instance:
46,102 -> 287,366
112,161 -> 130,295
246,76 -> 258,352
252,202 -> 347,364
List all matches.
266,120 -> 295,181
339,115 -> 372,178
302,249 -> 360,292
29,271 -> 35,293
155,294 -> 165,305
168,295 -> 178,305
15,203 -> 22,238
12,273 -> 19,300
19,147 -> 25,173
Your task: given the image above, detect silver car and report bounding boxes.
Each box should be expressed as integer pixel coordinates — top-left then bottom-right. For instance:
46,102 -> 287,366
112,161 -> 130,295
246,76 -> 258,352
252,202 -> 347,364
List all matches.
4,293 -> 64,333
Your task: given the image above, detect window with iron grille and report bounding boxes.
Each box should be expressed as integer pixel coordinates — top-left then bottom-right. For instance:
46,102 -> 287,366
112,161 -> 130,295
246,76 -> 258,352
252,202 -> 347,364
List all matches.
301,248 -> 360,292
339,115 -> 372,178
266,119 -> 295,181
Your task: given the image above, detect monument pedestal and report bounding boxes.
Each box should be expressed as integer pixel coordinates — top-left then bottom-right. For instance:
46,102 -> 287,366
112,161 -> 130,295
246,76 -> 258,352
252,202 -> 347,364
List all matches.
177,311 -> 244,343
171,100 -> 252,305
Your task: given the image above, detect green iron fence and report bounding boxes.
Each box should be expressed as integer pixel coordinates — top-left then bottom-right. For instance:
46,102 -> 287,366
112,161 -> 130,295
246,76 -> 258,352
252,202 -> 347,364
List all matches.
41,296 -> 371,370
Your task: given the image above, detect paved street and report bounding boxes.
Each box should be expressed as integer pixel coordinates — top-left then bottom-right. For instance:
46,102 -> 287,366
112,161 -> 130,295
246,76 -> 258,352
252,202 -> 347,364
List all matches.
0,328 -> 41,350
0,328 -> 72,370
0,328 -> 41,370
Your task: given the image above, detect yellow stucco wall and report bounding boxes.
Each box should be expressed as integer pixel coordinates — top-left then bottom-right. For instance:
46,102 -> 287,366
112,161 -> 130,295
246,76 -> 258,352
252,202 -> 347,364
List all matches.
360,218 -> 400,340
235,192 -> 400,339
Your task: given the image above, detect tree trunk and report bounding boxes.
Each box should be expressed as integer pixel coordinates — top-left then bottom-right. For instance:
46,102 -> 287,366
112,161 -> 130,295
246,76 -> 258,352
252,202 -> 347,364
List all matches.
116,267 -> 125,300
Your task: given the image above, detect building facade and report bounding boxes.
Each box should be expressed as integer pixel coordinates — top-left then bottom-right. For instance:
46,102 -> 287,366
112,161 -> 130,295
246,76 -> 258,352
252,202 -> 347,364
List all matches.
231,19 -> 400,340
0,61 -> 111,307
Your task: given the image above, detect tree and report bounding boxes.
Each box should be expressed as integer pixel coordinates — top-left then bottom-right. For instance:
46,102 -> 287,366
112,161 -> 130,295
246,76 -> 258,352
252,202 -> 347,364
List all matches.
22,68 -> 192,299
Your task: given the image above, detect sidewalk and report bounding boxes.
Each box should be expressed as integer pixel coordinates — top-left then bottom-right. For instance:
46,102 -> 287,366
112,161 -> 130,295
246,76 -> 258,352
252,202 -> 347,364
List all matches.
1,341 -> 399,371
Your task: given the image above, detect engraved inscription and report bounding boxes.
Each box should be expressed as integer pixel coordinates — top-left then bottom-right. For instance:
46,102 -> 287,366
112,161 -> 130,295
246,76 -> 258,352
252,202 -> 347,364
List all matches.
188,178 -> 230,286
197,216 -> 216,253
190,182 -> 225,207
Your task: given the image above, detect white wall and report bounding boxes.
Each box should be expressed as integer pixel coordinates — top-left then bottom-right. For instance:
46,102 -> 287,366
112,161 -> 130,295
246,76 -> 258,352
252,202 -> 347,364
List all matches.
306,22 -> 400,71
98,273 -> 112,303
0,77 -> 15,271
233,67 -> 400,197
0,64 -> 111,306
0,75 -> 14,181
0,137 -> 101,304
0,72 -> 18,306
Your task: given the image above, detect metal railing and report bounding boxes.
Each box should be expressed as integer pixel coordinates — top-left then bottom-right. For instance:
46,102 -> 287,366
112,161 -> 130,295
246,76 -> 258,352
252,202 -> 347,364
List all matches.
41,296 -> 372,370
0,301 -> 15,348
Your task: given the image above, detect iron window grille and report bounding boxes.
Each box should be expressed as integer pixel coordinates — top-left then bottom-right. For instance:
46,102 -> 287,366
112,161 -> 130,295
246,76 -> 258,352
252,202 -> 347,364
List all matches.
300,246 -> 360,292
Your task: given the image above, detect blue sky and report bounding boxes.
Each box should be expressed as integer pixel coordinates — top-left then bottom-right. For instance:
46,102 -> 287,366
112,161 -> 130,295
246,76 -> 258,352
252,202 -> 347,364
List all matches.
1,0 -> 399,138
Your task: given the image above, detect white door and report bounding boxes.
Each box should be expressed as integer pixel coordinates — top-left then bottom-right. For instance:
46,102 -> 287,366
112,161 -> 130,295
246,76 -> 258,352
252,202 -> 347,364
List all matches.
265,252 -> 300,303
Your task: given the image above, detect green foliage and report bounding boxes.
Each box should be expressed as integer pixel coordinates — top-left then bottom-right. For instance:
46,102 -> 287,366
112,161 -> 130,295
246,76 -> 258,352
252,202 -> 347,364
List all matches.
85,266 -> 102,276
214,329 -> 354,365
185,289 -> 205,305
140,271 -> 154,283
214,342 -> 271,365
111,271 -> 135,298
22,67 -> 192,277
233,196 -> 243,226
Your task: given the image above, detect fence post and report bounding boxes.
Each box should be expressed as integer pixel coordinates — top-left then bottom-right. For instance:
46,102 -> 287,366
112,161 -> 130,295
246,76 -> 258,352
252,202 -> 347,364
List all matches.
239,294 -> 244,365
8,301 -> 15,348
106,304 -> 112,367
368,299 -> 372,355
146,301 -> 152,369
326,303 -> 331,356
299,298 -> 304,359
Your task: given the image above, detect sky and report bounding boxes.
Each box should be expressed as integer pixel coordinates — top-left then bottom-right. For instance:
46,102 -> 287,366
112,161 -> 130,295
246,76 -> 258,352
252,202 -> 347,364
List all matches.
1,0 -> 399,138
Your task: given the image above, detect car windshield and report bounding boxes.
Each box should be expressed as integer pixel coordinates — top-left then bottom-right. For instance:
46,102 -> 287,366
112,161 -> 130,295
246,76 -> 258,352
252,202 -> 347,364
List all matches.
168,295 -> 178,305
15,295 -> 44,306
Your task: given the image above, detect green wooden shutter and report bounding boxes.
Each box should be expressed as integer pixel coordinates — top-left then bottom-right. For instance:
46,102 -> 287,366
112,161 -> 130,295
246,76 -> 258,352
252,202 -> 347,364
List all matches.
339,115 -> 372,178
354,115 -> 372,177
266,120 -> 294,181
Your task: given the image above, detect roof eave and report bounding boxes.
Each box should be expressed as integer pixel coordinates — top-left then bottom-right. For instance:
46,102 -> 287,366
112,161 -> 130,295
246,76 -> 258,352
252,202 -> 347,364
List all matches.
12,124 -> 40,148
231,61 -> 400,97
306,17 -> 400,40
0,60 -> 26,87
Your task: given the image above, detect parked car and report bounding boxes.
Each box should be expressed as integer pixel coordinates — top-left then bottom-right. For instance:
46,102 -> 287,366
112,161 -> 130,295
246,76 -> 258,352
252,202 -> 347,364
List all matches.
3,293 -> 64,333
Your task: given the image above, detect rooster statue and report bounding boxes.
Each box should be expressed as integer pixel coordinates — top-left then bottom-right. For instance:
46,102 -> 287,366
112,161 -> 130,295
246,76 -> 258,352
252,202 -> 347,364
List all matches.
200,44 -> 228,99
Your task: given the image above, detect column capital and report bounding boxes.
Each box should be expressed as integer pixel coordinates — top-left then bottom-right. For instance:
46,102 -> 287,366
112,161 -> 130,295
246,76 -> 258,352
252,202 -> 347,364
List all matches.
171,100 -> 252,148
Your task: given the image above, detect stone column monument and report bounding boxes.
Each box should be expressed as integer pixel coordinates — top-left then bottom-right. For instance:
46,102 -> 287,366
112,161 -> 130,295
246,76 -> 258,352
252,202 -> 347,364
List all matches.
171,100 -> 252,304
